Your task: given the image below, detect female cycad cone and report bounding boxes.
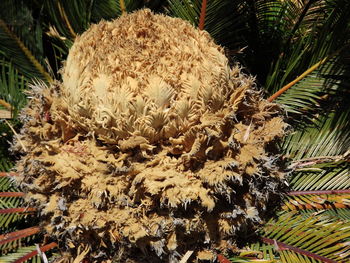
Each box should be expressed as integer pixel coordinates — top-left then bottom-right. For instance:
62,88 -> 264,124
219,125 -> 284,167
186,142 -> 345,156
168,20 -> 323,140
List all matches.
14,9 -> 288,262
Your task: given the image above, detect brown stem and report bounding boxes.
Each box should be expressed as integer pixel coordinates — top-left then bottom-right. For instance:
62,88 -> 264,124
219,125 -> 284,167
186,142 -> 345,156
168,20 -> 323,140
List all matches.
0,192 -> 24,197
261,237 -> 338,263
283,202 -> 347,210
57,1 -> 76,38
0,172 -> 19,176
268,57 -> 328,102
217,254 -> 231,263
0,99 -> 11,110
288,189 -> 350,196
289,151 -> 350,169
0,227 -> 40,245
119,0 -> 127,15
0,207 -> 36,214
199,0 -> 208,30
13,242 -> 58,263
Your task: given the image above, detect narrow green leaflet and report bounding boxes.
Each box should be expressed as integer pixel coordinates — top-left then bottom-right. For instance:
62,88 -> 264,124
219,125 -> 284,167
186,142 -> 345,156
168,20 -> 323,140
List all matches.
0,59 -> 27,117
0,246 -> 41,263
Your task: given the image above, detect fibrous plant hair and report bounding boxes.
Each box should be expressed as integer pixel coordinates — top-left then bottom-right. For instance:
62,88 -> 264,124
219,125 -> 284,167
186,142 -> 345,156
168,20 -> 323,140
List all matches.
13,9 -> 288,263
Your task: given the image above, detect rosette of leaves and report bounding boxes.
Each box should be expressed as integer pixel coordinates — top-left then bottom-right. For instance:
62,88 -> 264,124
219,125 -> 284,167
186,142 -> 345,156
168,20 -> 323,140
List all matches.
12,9 -> 288,262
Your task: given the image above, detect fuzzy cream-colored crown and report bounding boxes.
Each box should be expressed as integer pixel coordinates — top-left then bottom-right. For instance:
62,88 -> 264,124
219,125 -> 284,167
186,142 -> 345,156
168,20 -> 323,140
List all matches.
15,9 -> 288,263
62,9 -> 231,145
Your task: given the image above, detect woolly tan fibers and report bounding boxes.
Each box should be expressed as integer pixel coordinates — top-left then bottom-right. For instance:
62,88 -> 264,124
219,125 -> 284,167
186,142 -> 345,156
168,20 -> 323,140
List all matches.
14,9 -> 287,263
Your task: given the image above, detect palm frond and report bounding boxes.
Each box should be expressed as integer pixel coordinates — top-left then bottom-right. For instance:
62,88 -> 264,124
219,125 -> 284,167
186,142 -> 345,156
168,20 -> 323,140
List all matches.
239,0 -> 287,74
0,165 -> 16,194
0,245 -> 45,263
259,211 -> 350,262
271,58 -> 327,108
269,52 -> 349,128
91,0 -> 122,21
43,0 -> 92,39
283,110 -> 349,160
0,196 -> 24,209
167,0 -> 247,48
0,168 -> 44,260
283,192 -> 350,210
226,251 -> 275,262
0,59 -> 27,118
167,0 -> 200,25
249,243 -> 275,261
0,171 -> 28,232
198,0 -> 207,30
0,179 -> 16,193
0,1 -> 52,82
289,165 -> 350,191
265,0 -> 350,92
0,208 -> 36,229
0,227 -> 40,256
300,208 -> 350,222
283,108 -> 349,191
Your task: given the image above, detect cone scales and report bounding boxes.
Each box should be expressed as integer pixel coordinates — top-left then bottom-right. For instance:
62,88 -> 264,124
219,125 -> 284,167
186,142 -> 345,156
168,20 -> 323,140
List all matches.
14,9 -> 288,262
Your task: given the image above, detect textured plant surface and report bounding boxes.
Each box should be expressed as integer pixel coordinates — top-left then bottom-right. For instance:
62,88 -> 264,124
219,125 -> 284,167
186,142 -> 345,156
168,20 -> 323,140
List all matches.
13,9 -> 288,263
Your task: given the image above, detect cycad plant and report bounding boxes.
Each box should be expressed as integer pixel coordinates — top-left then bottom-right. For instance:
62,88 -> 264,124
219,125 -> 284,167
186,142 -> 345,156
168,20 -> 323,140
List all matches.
0,0 -> 349,262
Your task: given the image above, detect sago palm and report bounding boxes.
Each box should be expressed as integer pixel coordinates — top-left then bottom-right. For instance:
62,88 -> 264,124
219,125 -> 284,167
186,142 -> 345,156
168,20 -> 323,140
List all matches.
0,0 -> 349,262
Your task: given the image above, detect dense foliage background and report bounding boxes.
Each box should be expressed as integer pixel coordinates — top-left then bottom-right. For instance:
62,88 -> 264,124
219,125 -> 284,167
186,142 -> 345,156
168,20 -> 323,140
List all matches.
0,0 -> 349,262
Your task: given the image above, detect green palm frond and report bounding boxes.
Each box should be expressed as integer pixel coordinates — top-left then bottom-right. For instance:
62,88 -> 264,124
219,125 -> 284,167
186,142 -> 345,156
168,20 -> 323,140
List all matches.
0,59 -> 27,118
0,245 -> 42,263
277,250 -> 327,263
283,110 -> 349,160
0,161 -> 13,176
265,0 -> 350,93
0,227 -> 39,256
167,0 -> 200,26
261,211 -> 350,262
300,208 -> 350,222
272,56 -> 349,125
244,211 -> 350,262
167,0 -> 247,48
226,250 -> 275,262
0,172 -> 43,260
91,0 -> 123,21
0,188 -> 33,230
0,159 -> 16,196
1,242 -> 57,263
248,243 -> 276,261
0,209 -> 30,232
0,194 -> 24,209
282,109 -> 349,193
289,165 -> 349,191
236,0 -> 288,79
43,0 -> 92,39
275,70 -> 326,117
0,1 -> 52,83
